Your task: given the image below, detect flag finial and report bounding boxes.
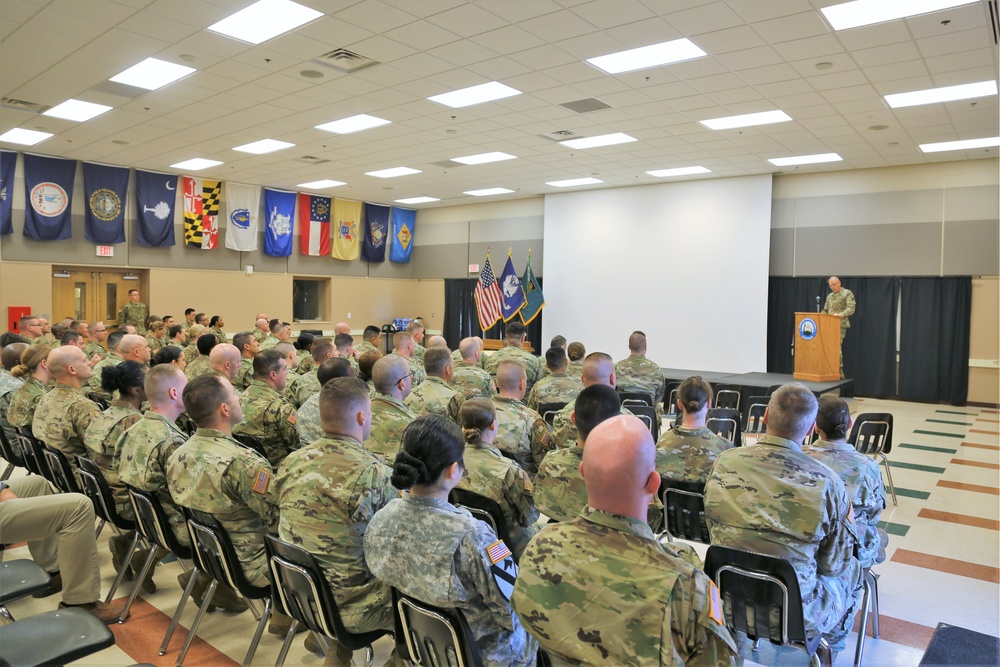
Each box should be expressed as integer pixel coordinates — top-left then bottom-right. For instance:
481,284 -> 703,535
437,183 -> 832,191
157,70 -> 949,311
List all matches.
508,246 -> 513,256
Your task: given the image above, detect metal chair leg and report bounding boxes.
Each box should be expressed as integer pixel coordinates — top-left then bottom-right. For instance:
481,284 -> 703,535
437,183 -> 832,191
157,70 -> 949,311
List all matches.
0,462 -> 13,481
105,531 -> 141,602
118,546 -> 159,623
95,519 -> 106,539
818,638 -> 833,667
160,566 -> 201,656
0,605 -> 14,622
364,645 -> 374,667
274,619 -> 299,667
878,454 -> 897,506
869,570 -> 880,638
177,580 -> 217,667
853,573 -> 873,667
242,598 -> 271,667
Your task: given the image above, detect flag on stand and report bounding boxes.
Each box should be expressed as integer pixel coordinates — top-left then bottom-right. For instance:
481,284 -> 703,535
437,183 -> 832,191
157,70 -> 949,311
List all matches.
389,207 -> 415,263
23,153 -> 76,241
332,197 -> 362,260
360,202 -> 389,262
182,176 -> 221,249
519,252 -> 545,325
474,253 -> 504,331
83,162 -> 128,245
223,182 -> 260,252
263,188 -> 295,257
134,170 -> 177,247
298,193 -> 331,256
499,253 -> 526,321
0,151 -> 16,236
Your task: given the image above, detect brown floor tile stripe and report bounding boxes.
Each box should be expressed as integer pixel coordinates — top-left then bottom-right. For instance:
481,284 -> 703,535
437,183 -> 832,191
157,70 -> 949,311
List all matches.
950,458 -> 1000,470
977,418 -> 1000,424
970,429 -> 1000,436
892,548 -> 1000,584
962,442 -> 1000,451
108,595 -> 240,667
937,480 -> 1000,495
851,611 -> 936,651
917,508 -> 1000,532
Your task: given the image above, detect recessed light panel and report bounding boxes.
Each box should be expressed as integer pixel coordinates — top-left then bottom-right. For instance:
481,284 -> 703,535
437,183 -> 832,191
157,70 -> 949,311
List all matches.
647,166 -> 711,178
110,57 -> 196,90
586,38 -> 707,74
546,178 -> 603,187
315,114 -> 391,134
885,81 -> 998,108
768,153 -> 842,166
559,133 -> 637,149
297,179 -> 346,189
700,110 -> 792,130
43,99 -> 113,122
170,158 -> 223,171
207,0 -> 323,44
464,188 -> 514,196
451,152 -> 517,165
395,197 -> 439,204
0,128 -> 52,145
232,139 -> 295,154
821,0 -> 977,31
428,81 -> 521,109
919,137 -> 1000,153
366,167 -> 421,178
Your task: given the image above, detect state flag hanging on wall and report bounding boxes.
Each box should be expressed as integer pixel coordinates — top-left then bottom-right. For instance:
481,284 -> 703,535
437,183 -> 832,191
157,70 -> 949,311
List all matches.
298,192 -> 331,256
23,153 -> 76,241
83,162 -> 128,245
263,188 -> 295,257
134,169 -> 177,247
360,202 -> 389,262
389,206 -> 415,263
0,151 -> 15,236
332,198 -> 362,260
223,182 -> 260,252
182,175 -> 221,249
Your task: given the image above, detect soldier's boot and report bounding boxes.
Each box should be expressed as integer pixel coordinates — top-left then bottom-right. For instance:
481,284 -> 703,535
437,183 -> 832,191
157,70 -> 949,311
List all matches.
178,571 -> 216,613
268,610 -> 304,636
211,581 -> 249,613
304,632 -> 325,657
108,534 -> 134,581
132,546 -> 169,594
321,638 -> 357,667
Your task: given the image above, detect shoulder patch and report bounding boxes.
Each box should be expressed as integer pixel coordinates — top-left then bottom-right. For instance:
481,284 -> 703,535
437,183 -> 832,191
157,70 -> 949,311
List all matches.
287,410 -> 298,425
709,580 -> 723,625
252,469 -> 271,494
540,430 -> 552,445
486,539 -> 512,565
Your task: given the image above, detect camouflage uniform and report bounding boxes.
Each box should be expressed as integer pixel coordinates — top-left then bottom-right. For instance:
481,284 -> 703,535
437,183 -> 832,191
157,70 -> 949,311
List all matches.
822,287 -> 856,377
211,327 -> 227,345
512,506 -> 737,665
365,494 -> 537,667
145,335 -> 165,355
118,301 -> 148,335
339,351 -> 360,375
551,399 -> 632,451
167,428 -> 278,585
87,352 -> 123,401
6,376 -> 48,429
531,444 -> 586,524
565,360 -> 583,378
295,351 -> 314,375
259,335 -> 279,351
354,340 -> 378,357
83,341 -> 107,361
412,343 -> 426,362
656,425 -> 733,485
396,353 -> 426,387
404,376 -> 465,424
252,329 -> 268,344
32,384 -> 100,463
184,355 -> 213,381
491,396 -> 552,478
234,356 -> 254,392
83,401 -> 142,518
615,354 -> 666,411
233,380 -> 300,468
288,369 -> 319,408
118,411 -> 190,546
705,435 -> 862,650
182,345 -> 200,366
458,439 -> 540,558
0,371 -> 23,450
483,345 -> 542,394
294,394 -> 323,447
275,434 -> 395,633
452,362 -> 496,400
804,439 -> 886,570
525,372 -> 582,413
367,394 -> 415,467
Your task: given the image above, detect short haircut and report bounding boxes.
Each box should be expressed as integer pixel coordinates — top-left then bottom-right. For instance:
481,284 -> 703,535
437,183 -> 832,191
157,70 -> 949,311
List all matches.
106,330 -> 126,351
311,338 -> 334,362
184,308 -> 195,316
575,384 -> 622,441
406,321 -> 424,334
567,341 -> 586,361
253,349 -> 285,379
363,325 -> 381,341
545,346 -> 567,370
275,342 -> 296,358
145,363 -> 185,403
319,376 -> 369,424
128,289 -> 138,296
87,322 -> 103,334
505,321 -> 525,339
19,315 -> 38,328
1,343 -> 28,371
373,354 -> 409,393
270,320 -> 286,334
393,331 -> 411,349
195,312 -> 206,324
168,324 -> 184,339
550,335 -> 567,348
628,330 -> 647,352
767,383 -> 819,440
183,373 -> 230,426
101,360 -> 147,395
678,376 -> 712,413
496,359 -> 526,392
333,333 -> 353,351
816,395 -> 851,440
50,324 -> 68,339
581,352 -> 614,384
232,331 -> 254,352
458,337 -> 479,360
423,346 -> 452,376
196,333 -> 218,355
318,357 -> 354,385
392,415 -> 465,490
162,315 -> 173,323
60,330 -> 82,346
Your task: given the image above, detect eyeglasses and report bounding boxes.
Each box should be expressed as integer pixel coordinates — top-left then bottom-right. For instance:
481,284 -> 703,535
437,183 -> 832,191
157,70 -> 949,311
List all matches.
395,371 -> 413,385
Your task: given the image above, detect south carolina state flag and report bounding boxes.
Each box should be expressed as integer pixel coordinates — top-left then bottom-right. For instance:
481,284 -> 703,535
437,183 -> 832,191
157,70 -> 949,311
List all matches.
182,176 -> 221,249
332,197 -> 362,260
298,193 -> 331,256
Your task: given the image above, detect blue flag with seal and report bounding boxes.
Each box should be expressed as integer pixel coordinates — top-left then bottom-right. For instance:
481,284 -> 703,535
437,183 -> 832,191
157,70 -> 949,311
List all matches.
361,202 -> 389,262
83,162 -> 128,244
389,206 -> 415,263
499,253 -> 526,321
263,187 -> 295,257
519,252 -> 545,325
0,151 -> 15,236
134,169 -> 177,247
23,153 -> 76,241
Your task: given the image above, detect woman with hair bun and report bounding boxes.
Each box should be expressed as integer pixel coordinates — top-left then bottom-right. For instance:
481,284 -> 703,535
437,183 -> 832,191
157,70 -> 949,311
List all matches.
365,415 -> 537,667
151,345 -> 186,372
7,344 -> 52,428
654,375 -> 732,485
294,331 -> 315,375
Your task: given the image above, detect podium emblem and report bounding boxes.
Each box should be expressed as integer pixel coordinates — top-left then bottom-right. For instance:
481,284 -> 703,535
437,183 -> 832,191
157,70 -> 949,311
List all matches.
798,317 -> 817,340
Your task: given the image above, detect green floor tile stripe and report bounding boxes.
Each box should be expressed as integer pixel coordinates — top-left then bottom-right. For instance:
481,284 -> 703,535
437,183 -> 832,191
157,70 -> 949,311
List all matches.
926,419 -> 973,426
878,521 -> 910,537
893,487 -> 931,500
888,460 -> 946,473
936,410 -> 979,416
913,429 -> 966,439
899,443 -> 958,454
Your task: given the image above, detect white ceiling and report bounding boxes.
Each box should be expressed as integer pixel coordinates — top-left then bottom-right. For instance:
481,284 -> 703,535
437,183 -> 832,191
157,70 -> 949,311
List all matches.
1,0 -> 997,207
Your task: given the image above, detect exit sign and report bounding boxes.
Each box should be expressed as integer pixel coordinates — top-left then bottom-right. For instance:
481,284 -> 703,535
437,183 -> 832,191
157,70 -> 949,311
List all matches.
96,245 -> 114,257
469,264 -> 479,273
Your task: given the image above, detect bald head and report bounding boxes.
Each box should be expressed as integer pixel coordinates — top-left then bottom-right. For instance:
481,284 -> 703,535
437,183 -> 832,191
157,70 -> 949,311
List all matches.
210,344 -> 241,380
2,343 -> 28,371
373,354 -> 411,397
458,337 -> 481,361
581,352 -> 615,388
426,335 -> 447,349
255,318 -> 269,332
120,334 -> 150,364
581,415 -> 659,520
496,359 -> 527,398
334,322 -> 351,335
47,345 -> 92,384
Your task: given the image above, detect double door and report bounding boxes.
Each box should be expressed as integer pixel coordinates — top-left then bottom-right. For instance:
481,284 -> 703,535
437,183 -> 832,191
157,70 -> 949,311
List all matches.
51,268 -> 145,330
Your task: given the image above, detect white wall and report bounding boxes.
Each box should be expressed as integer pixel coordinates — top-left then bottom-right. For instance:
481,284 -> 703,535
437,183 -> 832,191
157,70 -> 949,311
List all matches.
543,174 -> 773,373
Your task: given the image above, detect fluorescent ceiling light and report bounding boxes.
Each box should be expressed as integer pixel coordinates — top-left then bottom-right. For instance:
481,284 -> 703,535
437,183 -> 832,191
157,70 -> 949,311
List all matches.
395,197 -> 439,204
428,81 -> 521,109
297,179 -> 346,189
366,167 -> 421,178
546,178 -> 603,187
170,158 -> 223,170
700,110 -> 792,130
232,139 -> 294,154
919,136 -> 1000,153
586,38 -> 707,74
451,152 -> 516,165
207,0 -> 323,44
768,153 -> 843,166
821,0 -> 977,31
110,57 -> 195,90
315,114 -> 390,134
647,166 -> 711,178
560,133 -> 637,149
884,80 -> 998,108
0,128 -> 52,145
43,99 -> 112,122
464,188 -> 514,196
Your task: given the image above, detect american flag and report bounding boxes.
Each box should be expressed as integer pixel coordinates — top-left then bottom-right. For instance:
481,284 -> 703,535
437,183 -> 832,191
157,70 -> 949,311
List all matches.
474,256 -> 503,330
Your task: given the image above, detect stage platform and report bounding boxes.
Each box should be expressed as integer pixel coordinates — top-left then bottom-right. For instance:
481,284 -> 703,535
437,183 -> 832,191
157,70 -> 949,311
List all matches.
659,368 -> 854,400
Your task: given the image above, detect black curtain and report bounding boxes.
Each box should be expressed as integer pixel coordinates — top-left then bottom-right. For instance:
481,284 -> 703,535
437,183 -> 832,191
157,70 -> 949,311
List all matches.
443,278 -> 544,352
767,277 -> 827,374
898,277 -> 971,404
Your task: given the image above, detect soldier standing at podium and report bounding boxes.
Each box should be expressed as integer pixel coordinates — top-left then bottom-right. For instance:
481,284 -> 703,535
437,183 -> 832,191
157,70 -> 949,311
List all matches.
822,276 -> 855,379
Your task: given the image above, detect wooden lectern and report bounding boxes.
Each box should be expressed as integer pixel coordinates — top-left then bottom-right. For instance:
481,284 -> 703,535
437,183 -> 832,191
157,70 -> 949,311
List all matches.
793,312 -> 840,382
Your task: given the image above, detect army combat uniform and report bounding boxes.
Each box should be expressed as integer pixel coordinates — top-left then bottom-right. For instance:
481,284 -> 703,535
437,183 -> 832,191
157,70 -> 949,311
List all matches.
234,357 -> 254,391
404,376 -> 465,424
483,345 -> 542,394
118,301 -> 148,335
87,352 -> 123,402
491,396 -> 553,478
366,394 -> 415,467
233,380 -> 300,468
822,287 -> 856,378
550,399 -> 632,451
531,443 -> 587,524
615,354 -> 666,410
6,376 -> 48,429
33,384 -> 100,468
656,425 -> 734,485
83,401 -> 142,518
294,393 -> 323,447
184,355 -> 213,381
452,362 -> 496,400
0,371 -> 24,447
82,341 -> 107,361
525,372 -> 582,413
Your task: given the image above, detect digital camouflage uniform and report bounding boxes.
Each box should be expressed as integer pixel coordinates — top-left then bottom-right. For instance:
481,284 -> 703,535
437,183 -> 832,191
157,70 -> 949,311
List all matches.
275,434 -> 396,633
295,351 -> 314,375
491,396 -> 553,478
512,506 -> 737,666
458,439 -> 540,558
615,354 -> 666,412
396,353 -> 426,387
294,393 -> 323,447
83,401 -> 142,518
83,341 -> 107,361
483,345 -> 542,394
354,340 -> 379,357
33,384 -> 100,465
412,343 -> 426,363
234,357 -> 254,391
705,435 -> 862,651
289,369 -> 319,408
233,380 -> 300,468
550,399 -> 632,450
822,287 -> 856,377
339,351 -> 360,375
258,335 -> 279,351
656,425 -> 734,485
367,393 -> 415,467
804,439 -> 887,570
6,376 -> 47,429
452,362 -> 496,400
525,372 -> 582,413
252,329 -> 268,344
404,376 -> 465,424
0,371 -> 24,449
118,411 -> 191,546
184,355 -> 213,381
118,301 -> 148,335
365,494 -> 537,667
145,335 -> 165,355
565,360 -> 583,379
87,352 -> 123,401
182,345 -> 200,366
167,428 -> 278,585
210,327 -> 227,345
281,372 -> 303,408
531,444 -> 586,524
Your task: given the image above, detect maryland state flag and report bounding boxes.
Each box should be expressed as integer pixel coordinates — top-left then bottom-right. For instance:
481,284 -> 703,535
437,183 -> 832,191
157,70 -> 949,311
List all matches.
519,252 -> 545,325
332,197 -> 362,260
182,176 -> 221,249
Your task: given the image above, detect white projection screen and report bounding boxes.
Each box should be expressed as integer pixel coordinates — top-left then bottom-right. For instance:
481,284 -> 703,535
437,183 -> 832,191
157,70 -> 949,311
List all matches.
542,174 -> 772,374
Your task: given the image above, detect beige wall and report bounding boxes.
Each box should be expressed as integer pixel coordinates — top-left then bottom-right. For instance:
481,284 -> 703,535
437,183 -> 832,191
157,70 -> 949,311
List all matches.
0,261 -> 52,322
969,276 -> 999,405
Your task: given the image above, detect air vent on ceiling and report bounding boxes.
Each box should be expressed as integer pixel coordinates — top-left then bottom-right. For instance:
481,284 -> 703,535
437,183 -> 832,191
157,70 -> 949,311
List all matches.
1,97 -> 49,114
541,130 -> 584,142
294,155 -> 331,165
310,48 -> 380,74
559,98 -> 612,114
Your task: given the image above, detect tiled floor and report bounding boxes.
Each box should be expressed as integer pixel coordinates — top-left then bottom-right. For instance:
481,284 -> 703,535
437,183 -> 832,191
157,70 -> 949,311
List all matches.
2,397 -> 998,666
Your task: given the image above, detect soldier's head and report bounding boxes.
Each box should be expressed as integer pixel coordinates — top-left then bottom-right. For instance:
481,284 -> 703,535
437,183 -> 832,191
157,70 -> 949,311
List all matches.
460,398 -> 496,444
334,333 -> 353,356
128,289 -> 140,303
145,363 -> 187,418
312,338 -> 335,363
256,312 -> 269,322
196,333 -> 218,356
210,344 -> 241,380
18,316 -> 41,340
124,325 -> 137,335
628,330 -> 647,354
334,322 -> 351,335
195,312 -> 208,326
38,318 -> 51,334
184,373 -> 241,431
392,415 -> 465,493
573,384 -> 621,446
120,334 -> 151,365
581,352 -> 615,389
393,332 -> 413,357
677,375 -> 712,417
496,359 -> 527,399
545,346 -> 567,372
505,321 -> 526,345
101,360 -> 148,406
209,315 -> 223,329
363,325 -> 381,347
275,323 -> 291,342
253,349 -> 288,391
11,344 -> 50,380
319,377 -> 371,441
49,323 -> 68,342
815,395 -> 852,442
184,308 -> 196,324
60,330 -> 84,349
406,321 -> 425,345
458,337 -> 481,361
581,415 -> 659,521
550,335 -> 567,349
106,330 -> 126,353
567,341 -> 586,362
151,345 -> 186,372
318,357 -> 354,386
162,315 -> 175,328
275,342 -> 298,371
426,335 -> 447,349
295,332 -> 314,352
358,349 -> 382,382
73,320 -> 89,338
373,354 -> 412,399
828,276 -> 842,293
88,321 -> 108,342
764,383 -> 819,443
423,346 -> 453,381
47,345 -> 93,385
169,325 -> 186,343
233,331 -> 258,358
255,318 -> 269,333
2,343 -> 28,372
149,320 -> 166,338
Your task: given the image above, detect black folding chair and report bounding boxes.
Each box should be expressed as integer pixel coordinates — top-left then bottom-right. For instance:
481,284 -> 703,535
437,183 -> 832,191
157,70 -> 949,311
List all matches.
0,420 -> 26,481
617,390 -> 653,407
663,382 -> 681,419
0,607 -> 116,667
849,413 -> 896,506
713,384 -> 741,411
0,560 -> 52,621
537,402 -> 566,427
449,488 -> 516,563
743,396 -> 769,444
659,478 -> 710,544
391,588 -> 482,667
627,404 -> 659,437
233,433 -> 270,461
43,446 -> 82,495
706,407 -> 742,446
87,392 -> 111,411
16,428 -> 55,484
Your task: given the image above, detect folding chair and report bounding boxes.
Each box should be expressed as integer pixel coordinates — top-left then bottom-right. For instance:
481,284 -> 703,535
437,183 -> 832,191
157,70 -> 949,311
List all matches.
663,383 -> 681,420
627,404 -> 659,437
854,569 -> 881,667
848,413 -> 896,506
537,402 -> 566,428
659,478 -> 710,544
713,384 -> 741,411
617,390 -> 653,408
743,396 -> 769,444
0,607 -> 116,667
0,420 -> 26,481
87,392 -> 111,411
391,588 -> 482,667
449,488 -> 516,562
43,447 -> 82,495
0,560 -> 52,621
706,407 -> 742,446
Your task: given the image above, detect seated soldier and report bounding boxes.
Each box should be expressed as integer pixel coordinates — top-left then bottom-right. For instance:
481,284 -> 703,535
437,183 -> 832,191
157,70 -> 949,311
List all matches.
491,359 -> 552,478
367,355 -> 416,466
296,357 -> 355,446
656,375 -> 733,484
33,346 -> 101,469
451,336 -> 495,399
233,349 -> 299,468
184,333 -> 217,380
405,346 -> 466,424
526,346 -> 582,413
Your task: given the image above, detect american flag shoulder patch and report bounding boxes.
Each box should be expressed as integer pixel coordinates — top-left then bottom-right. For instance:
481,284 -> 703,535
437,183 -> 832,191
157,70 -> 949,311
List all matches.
252,469 -> 271,494
486,540 -> 512,565
709,580 -> 723,625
